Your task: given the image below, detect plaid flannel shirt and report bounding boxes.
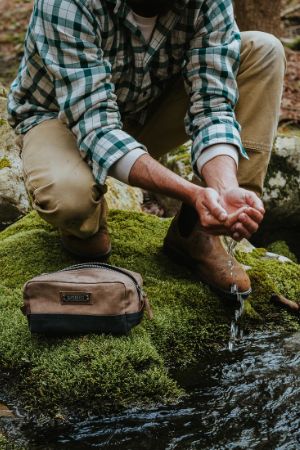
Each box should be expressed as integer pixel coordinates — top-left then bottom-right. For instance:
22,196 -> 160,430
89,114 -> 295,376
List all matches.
7,0 -> 247,185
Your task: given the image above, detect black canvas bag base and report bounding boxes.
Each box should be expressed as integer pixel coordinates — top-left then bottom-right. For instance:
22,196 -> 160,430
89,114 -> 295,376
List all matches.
27,311 -> 143,336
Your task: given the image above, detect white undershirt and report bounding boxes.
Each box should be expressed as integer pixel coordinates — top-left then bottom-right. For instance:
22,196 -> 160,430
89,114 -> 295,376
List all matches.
109,12 -> 239,184
132,12 -> 158,43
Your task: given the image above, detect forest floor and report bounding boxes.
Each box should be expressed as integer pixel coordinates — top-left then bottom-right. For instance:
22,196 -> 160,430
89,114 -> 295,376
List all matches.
0,0 -> 299,124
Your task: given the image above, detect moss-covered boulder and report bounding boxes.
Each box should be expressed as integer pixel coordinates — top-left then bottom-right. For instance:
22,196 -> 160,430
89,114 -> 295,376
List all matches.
0,211 -> 299,419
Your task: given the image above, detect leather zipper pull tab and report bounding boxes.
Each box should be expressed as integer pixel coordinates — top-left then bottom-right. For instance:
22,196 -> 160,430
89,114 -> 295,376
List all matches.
143,292 -> 153,320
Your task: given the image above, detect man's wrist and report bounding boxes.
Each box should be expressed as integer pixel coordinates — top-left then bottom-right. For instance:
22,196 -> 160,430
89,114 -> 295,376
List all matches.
201,155 -> 239,194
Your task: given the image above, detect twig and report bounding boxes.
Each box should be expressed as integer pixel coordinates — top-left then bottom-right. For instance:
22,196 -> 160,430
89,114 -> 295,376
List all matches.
281,4 -> 300,19
271,293 -> 300,314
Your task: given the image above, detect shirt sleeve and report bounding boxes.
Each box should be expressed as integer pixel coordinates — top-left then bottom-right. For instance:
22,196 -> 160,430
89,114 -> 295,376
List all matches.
34,0 -> 146,185
197,143 -> 239,175
108,148 -> 147,184
182,0 -> 249,176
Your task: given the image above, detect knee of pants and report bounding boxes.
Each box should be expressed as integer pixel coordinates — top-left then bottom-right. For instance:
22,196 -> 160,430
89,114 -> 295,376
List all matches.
32,175 -> 102,234
241,30 -> 286,75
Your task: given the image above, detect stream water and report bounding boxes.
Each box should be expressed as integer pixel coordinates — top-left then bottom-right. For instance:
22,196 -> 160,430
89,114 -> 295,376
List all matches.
1,330 -> 300,449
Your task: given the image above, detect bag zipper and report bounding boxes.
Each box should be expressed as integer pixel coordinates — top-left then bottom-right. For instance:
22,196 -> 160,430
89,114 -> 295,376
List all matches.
42,262 -> 153,319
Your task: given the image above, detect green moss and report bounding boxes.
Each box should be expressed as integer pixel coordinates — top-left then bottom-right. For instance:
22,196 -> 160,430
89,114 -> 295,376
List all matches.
0,157 -> 11,170
0,211 -> 299,418
278,124 -> 300,138
159,144 -> 193,180
267,241 -> 298,263
0,433 -> 25,450
0,434 -> 8,448
283,36 -> 300,51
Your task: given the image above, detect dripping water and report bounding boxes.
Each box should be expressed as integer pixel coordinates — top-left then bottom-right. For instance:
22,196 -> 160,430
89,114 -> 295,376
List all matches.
225,238 -> 245,352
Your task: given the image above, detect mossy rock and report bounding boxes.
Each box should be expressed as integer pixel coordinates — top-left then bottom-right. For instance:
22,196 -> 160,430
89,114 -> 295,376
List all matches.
0,433 -> 25,450
0,157 -> 11,170
267,240 -> 298,263
0,431 -> 9,450
0,211 -> 299,418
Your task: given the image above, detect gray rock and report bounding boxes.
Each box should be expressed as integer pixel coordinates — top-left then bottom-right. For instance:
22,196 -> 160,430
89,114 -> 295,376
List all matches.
0,87 -> 31,228
263,133 -> 300,229
106,177 -> 143,212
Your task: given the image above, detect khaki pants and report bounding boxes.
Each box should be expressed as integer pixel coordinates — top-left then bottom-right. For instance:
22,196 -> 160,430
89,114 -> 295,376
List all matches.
20,31 -> 285,239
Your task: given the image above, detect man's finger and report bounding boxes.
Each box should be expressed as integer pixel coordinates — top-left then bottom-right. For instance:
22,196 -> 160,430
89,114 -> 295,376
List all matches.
201,211 -> 227,229
225,206 -> 248,227
232,232 -> 243,242
203,190 -> 228,222
245,192 -> 265,213
232,222 -> 251,240
236,213 -> 259,235
242,207 -> 264,224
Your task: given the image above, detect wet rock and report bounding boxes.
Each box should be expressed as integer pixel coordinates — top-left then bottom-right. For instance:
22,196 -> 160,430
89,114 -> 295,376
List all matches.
283,332 -> 300,352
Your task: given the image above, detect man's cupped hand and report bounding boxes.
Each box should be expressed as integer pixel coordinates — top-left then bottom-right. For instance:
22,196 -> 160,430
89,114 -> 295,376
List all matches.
193,187 -> 265,240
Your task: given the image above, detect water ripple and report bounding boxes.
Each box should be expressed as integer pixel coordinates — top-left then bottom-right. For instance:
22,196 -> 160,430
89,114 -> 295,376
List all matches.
1,331 -> 300,449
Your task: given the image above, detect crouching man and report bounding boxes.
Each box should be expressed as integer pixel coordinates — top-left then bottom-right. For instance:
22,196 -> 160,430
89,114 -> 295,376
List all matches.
7,0 -> 285,300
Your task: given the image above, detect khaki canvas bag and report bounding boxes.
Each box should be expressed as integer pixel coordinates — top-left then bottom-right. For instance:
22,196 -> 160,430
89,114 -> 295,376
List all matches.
22,262 -> 152,336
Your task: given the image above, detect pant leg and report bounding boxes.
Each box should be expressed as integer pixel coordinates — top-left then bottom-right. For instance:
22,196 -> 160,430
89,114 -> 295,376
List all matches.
21,118 -> 104,238
236,31 -> 286,196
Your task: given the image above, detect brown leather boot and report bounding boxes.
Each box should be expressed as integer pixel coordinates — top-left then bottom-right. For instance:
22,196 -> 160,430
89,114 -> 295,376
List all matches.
163,204 -> 251,301
61,197 -> 111,260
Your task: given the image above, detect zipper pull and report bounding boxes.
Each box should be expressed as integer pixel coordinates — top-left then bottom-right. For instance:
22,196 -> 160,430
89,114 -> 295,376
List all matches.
142,291 -> 153,320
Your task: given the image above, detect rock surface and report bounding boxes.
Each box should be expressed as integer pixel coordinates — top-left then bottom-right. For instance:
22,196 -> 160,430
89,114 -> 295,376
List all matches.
263,132 -> 300,228
105,177 -> 143,212
0,86 -> 31,227
252,131 -> 300,257
0,84 -> 143,228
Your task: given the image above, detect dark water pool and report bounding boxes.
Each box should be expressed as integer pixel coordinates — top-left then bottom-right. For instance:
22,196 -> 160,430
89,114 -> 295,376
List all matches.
1,331 -> 300,450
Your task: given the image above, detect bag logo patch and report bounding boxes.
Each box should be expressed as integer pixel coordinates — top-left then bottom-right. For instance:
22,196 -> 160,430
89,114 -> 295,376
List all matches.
60,291 -> 92,305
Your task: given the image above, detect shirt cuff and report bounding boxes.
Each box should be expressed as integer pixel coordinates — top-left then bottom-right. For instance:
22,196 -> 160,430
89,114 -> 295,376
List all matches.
108,148 -> 147,184
196,144 -> 239,176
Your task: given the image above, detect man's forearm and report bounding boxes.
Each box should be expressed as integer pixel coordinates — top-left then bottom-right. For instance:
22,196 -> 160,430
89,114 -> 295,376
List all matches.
128,153 -> 263,238
128,154 -> 201,206
201,155 -> 239,193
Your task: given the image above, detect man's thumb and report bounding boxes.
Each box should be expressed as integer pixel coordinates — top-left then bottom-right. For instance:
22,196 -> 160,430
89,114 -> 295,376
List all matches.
205,189 -> 228,222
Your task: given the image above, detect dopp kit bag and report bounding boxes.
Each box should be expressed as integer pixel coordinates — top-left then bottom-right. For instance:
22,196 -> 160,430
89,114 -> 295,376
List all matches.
22,262 -> 152,336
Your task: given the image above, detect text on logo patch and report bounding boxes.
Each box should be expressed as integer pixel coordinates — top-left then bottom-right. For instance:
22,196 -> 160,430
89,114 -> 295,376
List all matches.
60,291 -> 92,304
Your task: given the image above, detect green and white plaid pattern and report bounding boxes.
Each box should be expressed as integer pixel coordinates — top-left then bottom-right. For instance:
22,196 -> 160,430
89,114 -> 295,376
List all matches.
7,0 -> 247,185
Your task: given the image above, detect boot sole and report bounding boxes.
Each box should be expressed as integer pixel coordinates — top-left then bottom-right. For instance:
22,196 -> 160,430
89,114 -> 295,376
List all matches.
163,240 -> 252,304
